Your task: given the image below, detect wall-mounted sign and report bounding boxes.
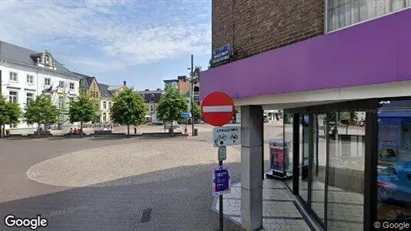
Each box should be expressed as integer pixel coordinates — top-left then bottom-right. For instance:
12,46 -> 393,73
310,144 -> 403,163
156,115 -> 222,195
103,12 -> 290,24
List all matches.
212,44 -> 232,65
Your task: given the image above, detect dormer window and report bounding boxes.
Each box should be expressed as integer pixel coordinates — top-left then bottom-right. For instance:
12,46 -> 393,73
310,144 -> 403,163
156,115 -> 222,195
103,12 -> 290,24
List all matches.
44,55 -> 50,65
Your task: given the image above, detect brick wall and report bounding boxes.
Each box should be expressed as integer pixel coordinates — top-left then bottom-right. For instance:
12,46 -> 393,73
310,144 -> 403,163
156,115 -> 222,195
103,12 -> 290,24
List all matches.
212,0 -> 325,62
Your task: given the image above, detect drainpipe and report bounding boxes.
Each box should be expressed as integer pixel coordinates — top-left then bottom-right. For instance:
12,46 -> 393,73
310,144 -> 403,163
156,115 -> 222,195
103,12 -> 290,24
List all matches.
324,0 -> 328,33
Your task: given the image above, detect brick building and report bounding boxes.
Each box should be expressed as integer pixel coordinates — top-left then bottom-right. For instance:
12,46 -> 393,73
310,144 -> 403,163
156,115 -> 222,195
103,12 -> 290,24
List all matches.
203,1 -> 411,231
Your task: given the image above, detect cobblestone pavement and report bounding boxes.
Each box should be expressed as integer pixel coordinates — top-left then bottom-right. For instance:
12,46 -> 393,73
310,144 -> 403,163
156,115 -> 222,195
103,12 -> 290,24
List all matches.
0,137 -> 245,231
0,124 -> 283,231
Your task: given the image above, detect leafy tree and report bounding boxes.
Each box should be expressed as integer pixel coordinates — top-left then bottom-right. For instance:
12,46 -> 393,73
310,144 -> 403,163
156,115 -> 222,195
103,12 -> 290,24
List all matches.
157,88 -> 188,135
192,102 -> 201,121
24,94 -> 59,133
0,95 -> 22,137
110,88 -> 146,135
68,94 -> 99,136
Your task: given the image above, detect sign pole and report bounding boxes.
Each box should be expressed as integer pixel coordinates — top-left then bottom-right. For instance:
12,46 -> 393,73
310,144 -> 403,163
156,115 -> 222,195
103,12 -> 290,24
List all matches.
218,147 -> 224,231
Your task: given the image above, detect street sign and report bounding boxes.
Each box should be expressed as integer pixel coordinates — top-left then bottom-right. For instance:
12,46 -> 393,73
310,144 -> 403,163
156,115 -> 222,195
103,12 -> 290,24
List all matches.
213,126 -> 240,147
181,112 -> 192,119
212,167 -> 231,196
218,146 -> 226,161
201,92 -> 234,127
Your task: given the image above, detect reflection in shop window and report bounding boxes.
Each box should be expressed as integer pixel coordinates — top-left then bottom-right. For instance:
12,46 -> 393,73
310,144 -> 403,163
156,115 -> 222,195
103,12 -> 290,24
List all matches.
327,110 -> 365,231
377,99 -> 411,221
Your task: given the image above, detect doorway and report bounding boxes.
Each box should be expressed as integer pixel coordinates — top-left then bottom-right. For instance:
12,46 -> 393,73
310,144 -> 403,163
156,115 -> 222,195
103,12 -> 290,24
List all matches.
285,100 -> 376,230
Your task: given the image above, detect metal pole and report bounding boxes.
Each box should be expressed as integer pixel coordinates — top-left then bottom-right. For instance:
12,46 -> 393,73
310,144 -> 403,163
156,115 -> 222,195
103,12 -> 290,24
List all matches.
190,54 -> 195,134
219,159 -> 223,231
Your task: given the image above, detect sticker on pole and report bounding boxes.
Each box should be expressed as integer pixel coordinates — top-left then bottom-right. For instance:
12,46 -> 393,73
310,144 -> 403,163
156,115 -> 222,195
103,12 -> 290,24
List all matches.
212,167 -> 231,196
213,126 -> 240,147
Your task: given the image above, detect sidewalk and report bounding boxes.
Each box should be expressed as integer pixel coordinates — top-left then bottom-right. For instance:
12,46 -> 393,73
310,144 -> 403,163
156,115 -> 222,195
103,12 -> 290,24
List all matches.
213,178 -> 312,231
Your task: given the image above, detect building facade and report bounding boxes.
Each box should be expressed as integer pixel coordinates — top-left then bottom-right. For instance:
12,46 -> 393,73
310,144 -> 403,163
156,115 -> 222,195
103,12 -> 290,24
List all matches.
202,1 -> 411,231
0,41 -> 80,129
138,89 -> 164,124
98,83 -> 114,124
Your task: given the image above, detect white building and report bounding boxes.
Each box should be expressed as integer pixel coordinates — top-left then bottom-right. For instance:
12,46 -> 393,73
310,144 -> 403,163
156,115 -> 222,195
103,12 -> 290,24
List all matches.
0,41 -> 80,129
98,83 -> 114,124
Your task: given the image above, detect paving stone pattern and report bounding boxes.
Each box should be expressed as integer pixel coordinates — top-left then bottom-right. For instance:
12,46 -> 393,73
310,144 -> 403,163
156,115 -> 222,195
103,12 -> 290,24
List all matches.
214,180 -> 312,231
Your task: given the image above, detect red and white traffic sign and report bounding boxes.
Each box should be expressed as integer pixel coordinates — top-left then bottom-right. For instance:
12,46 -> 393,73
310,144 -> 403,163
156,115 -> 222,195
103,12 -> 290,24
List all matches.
201,91 -> 234,127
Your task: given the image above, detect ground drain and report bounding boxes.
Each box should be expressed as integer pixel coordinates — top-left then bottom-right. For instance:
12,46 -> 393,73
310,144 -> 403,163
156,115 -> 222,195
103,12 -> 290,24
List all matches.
140,208 -> 152,223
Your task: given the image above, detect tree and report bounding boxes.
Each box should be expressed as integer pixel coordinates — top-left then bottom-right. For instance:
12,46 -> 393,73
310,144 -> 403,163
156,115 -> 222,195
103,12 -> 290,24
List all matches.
192,103 -> 201,122
0,96 -> 22,137
68,94 -> 99,136
157,88 -> 188,135
110,88 -> 146,135
24,94 -> 59,133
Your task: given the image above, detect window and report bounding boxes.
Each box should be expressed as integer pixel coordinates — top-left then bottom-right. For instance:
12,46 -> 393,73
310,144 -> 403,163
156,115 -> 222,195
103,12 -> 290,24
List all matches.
68,97 -> 74,102
9,72 -> 18,81
26,92 -> 34,105
69,82 -> 75,90
9,91 -> 17,103
10,124 -> 17,128
26,75 -> 34,84
103,113 -> 107,122
108,102 -> 111,109
326,0 -> 411,32
59,81 -> 64,88
44,54 -> 50,65
58,96 -> 64,109
45,78 -> 51,86
103,101 -> 107,109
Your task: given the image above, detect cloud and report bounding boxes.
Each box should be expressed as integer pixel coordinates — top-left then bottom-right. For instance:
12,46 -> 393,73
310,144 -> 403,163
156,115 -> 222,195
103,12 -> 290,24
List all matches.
0,0 -> 211,72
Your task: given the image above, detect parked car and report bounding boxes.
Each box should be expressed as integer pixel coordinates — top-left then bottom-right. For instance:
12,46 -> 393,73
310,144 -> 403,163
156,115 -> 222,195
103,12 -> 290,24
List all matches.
377,161 -> 411,205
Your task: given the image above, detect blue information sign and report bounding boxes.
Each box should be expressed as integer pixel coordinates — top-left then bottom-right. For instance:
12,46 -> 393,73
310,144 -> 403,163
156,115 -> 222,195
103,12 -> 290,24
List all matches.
181,112 -> 192,119
212,167 -> 231,196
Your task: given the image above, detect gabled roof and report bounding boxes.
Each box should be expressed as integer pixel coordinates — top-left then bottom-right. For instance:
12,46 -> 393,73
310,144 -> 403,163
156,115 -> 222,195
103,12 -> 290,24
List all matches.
98,83 -> 114,98
0,41 -> 75,76
74,72 -> 96,85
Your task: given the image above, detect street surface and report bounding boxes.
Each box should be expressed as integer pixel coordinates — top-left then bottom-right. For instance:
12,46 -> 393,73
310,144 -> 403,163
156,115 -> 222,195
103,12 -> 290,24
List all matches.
0,124 -> 283,231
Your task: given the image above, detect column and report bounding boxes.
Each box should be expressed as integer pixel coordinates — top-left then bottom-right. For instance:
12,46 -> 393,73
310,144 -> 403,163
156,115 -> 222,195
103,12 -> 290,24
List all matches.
240,105 -> 263,231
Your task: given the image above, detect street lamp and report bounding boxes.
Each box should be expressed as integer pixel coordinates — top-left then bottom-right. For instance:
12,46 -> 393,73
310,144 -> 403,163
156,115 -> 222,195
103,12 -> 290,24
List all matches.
150,93 -> 155,123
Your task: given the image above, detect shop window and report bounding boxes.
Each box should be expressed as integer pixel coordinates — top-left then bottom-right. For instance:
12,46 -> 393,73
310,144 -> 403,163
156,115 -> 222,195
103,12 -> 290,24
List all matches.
377,99 -> 411,221
327,110 -> 365,231
284,113 -> 295,190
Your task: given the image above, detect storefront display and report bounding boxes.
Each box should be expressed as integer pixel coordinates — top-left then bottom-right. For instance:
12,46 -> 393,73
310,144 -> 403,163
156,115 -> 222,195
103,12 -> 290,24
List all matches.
377,102 -> 411,221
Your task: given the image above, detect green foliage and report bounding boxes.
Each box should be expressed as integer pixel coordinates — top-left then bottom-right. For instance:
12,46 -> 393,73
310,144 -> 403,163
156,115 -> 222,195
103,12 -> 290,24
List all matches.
157,88 -> 188,123
0,95 -> 22,126
24,94 -> 59,127
68,94 -> 99,127
110,88 -> 146,128
192,103 -> 201,120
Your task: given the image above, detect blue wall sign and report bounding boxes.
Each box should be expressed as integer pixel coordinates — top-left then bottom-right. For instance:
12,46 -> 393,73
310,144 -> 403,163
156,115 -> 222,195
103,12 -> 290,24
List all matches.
212,44 -> 232,64
212,167 -> 231,196
181,112 -> 192,119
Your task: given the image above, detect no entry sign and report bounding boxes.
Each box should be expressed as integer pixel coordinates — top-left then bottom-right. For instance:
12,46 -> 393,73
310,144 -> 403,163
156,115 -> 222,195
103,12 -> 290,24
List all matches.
201,92 -> 234,127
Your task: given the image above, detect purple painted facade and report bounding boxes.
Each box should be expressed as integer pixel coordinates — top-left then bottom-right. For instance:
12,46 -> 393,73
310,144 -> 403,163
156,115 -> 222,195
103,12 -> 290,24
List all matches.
200,9 -> 411,100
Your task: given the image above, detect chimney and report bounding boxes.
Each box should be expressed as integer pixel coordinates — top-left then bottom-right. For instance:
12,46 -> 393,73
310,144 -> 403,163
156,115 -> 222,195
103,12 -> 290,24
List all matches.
123,81 -> 126,86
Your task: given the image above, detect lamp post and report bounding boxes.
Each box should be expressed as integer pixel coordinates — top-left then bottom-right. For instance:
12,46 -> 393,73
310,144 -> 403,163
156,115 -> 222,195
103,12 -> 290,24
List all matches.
190,55 -> 194,134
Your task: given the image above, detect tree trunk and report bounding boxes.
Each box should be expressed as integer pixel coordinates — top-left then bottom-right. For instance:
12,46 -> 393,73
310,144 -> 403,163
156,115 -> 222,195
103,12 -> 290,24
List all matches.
0,124 -> 3,138
80,121 -> 83,138
169,121 -> 174,137
127,125 -> 130,135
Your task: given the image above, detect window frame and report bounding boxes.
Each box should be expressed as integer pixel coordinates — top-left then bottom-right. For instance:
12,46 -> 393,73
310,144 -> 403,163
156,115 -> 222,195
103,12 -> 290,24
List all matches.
26,75 -> 34,84
325,0 -> 411,33
9,72 -> 18,82
9,91 -> 18,103
44,78 -> 51,86
69,82 -> 75,90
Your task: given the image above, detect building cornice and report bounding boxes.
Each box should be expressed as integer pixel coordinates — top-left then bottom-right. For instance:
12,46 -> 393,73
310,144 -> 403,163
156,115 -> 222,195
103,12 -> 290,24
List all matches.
0,58 -> 79,80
